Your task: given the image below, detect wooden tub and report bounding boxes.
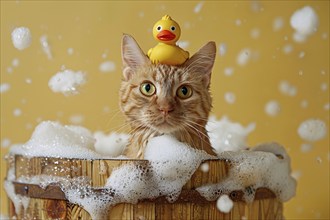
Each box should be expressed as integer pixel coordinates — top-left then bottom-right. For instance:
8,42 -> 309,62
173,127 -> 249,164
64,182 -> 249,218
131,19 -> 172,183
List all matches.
6,155 -> 283,220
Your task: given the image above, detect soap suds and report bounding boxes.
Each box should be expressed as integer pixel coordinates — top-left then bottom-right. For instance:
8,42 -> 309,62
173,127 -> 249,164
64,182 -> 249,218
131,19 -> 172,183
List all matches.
297,119 -> 327,142
177,41 -> 190,49
40,35 -> 53,59
1,138 -> 11,148
11,27 -> 32,50
69,114 -> 85,125
265,100 -> 281,116
273,17 -> 284,31
197,142 -> 297,203
224,92 -> 236,104
99,61 -> 116,73
13,108 -> 22,117
194,2 -> 204,14
290,6 -> 319,42
9,121 -> 102,159
237,48 -> 251,66
217,195 -> 233,213
279,80 -> 297,96
207,116 -> 255,154
0,83 -> 11,93
219,43 -> 227,56
93,131 -> 129,157
224,67 -> 234,76
48,69 -> 87,96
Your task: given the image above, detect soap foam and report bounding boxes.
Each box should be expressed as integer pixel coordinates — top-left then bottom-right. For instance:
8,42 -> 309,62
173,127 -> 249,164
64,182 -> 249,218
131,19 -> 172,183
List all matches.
279,80 -> 297,96
93,131 -> 129,157
207,116 -> 255,154
265,100 -> 281,116
237,48 -> 251,66
290,6 -> 319,42
297,119 -> 327,142
48,69 -> 87,96
11,27 -> 32,50
9,121 -> 103,159
217,195 -> 233,213
197,142 -> 297,203
40,35 -> 53,59
0,83 -> 11,93
99,61 -> 116,73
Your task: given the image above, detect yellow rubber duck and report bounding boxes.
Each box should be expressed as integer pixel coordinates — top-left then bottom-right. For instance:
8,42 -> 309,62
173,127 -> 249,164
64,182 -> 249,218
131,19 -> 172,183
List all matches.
148,15 -> 189,66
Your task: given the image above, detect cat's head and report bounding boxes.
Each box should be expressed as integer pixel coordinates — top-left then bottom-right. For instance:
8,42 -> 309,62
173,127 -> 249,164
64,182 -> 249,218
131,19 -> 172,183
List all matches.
120,34 -> 216,134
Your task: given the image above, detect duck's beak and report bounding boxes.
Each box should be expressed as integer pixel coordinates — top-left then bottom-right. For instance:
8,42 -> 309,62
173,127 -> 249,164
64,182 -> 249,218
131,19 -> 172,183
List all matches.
157,30 -> 176,41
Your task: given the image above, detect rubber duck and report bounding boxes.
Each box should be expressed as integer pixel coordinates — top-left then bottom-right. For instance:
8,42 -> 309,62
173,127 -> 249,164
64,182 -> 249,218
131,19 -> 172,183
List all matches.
148,15 -> 189,66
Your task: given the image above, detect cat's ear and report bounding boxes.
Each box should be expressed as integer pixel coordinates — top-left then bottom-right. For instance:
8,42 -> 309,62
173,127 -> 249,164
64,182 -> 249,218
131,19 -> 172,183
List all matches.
183,41 -> 216,87
122,34 -> 151,80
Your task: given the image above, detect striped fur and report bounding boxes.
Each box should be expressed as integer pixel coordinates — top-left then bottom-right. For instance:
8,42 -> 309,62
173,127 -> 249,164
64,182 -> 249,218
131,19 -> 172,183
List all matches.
120,35 -> 216,158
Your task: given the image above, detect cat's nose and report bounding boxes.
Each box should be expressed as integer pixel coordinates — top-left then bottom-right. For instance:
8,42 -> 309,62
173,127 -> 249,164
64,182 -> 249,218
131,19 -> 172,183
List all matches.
158,106 -> 174,116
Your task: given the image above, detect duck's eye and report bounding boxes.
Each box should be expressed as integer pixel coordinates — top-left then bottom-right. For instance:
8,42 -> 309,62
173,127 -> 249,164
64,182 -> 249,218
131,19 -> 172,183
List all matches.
156,25 -> 162,31
140,82 -> 156,97
177,85 -> 193,99
170,26 -> 176,31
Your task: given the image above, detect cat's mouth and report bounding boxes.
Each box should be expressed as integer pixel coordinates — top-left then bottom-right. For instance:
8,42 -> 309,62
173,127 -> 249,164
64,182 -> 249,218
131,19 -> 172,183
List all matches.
153,117 -> 178,133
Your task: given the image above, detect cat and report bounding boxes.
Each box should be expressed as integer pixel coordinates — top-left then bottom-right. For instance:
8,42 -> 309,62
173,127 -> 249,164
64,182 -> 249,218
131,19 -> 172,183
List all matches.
120,34 -> 217,159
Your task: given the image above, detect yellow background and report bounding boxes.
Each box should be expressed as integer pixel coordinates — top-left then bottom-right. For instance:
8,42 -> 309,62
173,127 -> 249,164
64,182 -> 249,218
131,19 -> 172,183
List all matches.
1,1 -> 329,219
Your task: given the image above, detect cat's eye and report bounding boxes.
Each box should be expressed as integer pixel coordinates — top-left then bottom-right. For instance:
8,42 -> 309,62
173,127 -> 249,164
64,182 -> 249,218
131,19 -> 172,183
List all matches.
140,82 -> 156,97
177,85 -> 193,99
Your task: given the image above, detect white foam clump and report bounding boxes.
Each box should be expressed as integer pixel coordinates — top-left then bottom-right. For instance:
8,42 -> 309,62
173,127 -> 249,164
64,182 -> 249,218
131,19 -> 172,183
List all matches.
104,134 -> 214,205
9,121 -> 102,159
290,6 -> 319,42
99,61 -> 116,73
224,92 -> 236,104
273,17 -> 284,32
279,80 -> 297,96
93,131 -> 129,157
217,195 -> 233,213
4,168 -> 30,216
207,116 -> 256,154
197,142 -> 297,203
0,83 -> 11,93
48,69 -> 87,95
11,27 -> 32,50
40,35 -> 53,59
236,48 -> 251,66
297,119 -> 327,142
265,100 -> 281,116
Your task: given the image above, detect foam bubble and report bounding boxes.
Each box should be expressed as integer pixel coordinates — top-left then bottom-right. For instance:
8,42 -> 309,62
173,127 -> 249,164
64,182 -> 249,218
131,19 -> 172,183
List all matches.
67,47 -> 74,55
298,119 -> 327,142
282,44 -> 293,54
9,121 -> 102,159
200,162 -> 210,173
40,35 -> 53,59
273,17 -> 284,31
265,100 -> 281,116
224,67 -> 234,76
237,48 -> 251,66
177,41 -> 190,49
206,116 -> 255,154
12,58 -> 20,67
194,2 -> 204,13
99,61 -> 116,73
324,103 -> 330,111
290,6 -> 319,37
48,69 -> 87,95
250,28 -> 260,39
300,143 -> 312,153
11,27 -> 32,50
219,43 -> 227,56
224,92 -> 236,104
217,195 -> 233,213
13,108 -> 22,117
197,142 -> 297,203
0,83 -> 11,93
69,114 -> 85,124
1,138 -> 11,148
279,80 -> 297,96
94,131 -> 129,157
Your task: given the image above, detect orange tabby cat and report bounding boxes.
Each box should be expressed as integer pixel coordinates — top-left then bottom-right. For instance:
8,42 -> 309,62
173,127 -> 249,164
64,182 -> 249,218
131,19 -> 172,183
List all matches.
120,34 -> 217,159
